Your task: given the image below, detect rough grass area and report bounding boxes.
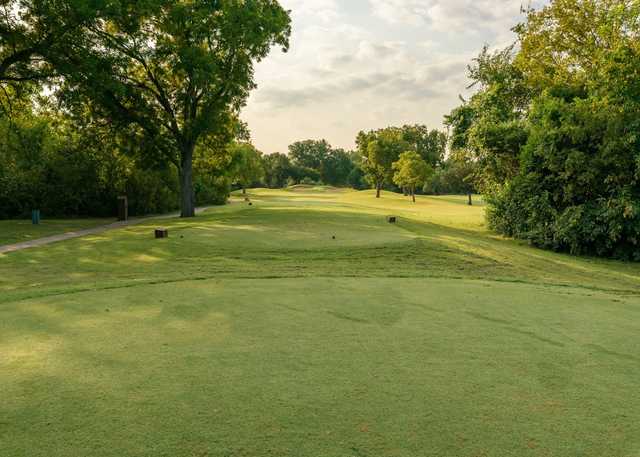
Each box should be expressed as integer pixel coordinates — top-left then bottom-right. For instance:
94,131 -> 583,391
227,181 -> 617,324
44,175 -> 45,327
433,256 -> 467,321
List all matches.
0,218 -> 113,246
1,189 -> 640,457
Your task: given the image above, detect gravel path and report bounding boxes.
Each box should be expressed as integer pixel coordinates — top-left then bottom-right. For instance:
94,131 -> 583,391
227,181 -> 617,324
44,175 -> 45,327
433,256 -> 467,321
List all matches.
0,206 -> 214,254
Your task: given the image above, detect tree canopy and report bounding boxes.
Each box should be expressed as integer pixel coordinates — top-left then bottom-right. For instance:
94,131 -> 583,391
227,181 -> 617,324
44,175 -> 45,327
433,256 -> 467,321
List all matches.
286,139 -> 359,187
447,0 -> 640,259
288,140 -> 331,171
229,143 -> 264,194
392,151 -> 431,203
356,125 -> 444,198
1,0 -> 291,217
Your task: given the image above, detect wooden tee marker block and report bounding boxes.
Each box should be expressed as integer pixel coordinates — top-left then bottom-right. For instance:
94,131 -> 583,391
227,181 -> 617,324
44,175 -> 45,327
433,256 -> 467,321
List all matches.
387,216 -> 397,224
155,228 -> 169,239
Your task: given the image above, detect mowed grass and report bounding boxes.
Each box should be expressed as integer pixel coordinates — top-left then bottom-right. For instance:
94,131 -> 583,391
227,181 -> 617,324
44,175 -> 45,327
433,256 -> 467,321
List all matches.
1,189 -> 640,457
0,217 -> 113,246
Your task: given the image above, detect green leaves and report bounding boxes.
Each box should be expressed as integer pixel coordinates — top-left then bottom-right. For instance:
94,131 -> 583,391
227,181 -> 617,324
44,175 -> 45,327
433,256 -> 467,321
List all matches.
392,151 -> 431,191
1,0 -> 291,216
356,125 -> 444,194
227,142 -> 264,189
475,0 -> 640,259
446,0 -> 640,258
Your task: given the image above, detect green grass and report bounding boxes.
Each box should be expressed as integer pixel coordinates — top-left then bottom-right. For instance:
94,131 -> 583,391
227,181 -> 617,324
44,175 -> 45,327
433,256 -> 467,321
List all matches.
2,189 -> 640,457
0,217 -> 113,246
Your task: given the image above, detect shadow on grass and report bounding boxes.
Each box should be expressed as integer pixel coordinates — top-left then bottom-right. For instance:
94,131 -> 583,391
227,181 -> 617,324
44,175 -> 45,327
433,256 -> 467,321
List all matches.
2,206 -> 640,306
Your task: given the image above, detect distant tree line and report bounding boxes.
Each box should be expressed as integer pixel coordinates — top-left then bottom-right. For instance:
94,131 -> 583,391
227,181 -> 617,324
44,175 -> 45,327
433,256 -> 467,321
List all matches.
446,0 -> 640,259
356,124 -> 452,199
0,90 -> 472,218
261,140 -> 367,190
256,125 -> 476,203
0,97 -> 238,218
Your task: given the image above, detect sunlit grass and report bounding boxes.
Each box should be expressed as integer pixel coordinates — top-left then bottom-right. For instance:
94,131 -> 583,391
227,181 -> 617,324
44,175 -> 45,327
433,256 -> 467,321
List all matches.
1,188 -> 640,457
0,217 -> 113,245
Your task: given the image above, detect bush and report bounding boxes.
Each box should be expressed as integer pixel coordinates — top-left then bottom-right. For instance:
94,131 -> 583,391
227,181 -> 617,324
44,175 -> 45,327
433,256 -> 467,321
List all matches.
299,177 -> 319,186
423,160 -> 476,195
0,114 -> 230,218
194,174 -> 231,206
285,177 -> 297,188
487,94 -> 640,260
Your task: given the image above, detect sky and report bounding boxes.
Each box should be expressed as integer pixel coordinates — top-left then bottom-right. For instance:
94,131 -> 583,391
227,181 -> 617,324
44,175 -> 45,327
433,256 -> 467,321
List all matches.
241,0 -> 545,154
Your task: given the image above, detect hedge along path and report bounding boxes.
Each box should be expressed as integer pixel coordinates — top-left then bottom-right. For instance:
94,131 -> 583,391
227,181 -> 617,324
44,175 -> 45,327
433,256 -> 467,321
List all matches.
0,206 -> 216,254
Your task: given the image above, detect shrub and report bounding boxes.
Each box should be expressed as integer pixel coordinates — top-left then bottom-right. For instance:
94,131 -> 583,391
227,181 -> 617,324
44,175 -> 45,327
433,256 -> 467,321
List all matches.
0,114 -> 230,218
299,177 -> 318,186
487,95 -> 640,260
194,174 -> 231,206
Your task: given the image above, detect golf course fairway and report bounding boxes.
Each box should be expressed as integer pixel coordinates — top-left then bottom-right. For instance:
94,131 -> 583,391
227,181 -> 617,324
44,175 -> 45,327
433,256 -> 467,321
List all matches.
2,188 -> 639,457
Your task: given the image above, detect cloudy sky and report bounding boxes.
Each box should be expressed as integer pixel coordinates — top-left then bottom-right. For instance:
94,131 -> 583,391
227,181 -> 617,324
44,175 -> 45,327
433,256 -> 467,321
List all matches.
241,0 -> 545,154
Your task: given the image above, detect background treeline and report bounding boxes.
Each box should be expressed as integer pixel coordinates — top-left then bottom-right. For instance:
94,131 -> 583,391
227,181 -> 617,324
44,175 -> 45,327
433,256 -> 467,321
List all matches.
261,140 -> 364,189
0,97 -> 234,218
446,0 -> 640,259
1,88 -> 475,218
259,126 -> 477,198
0,99 -> 473,218
5,0 -> 633,260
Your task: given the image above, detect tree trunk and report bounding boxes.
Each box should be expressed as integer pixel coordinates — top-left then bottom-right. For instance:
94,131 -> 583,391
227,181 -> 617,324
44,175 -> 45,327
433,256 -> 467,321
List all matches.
376,182 -> 381,198
468,193 -> 472,206
179,144 -> 196,218
412,187 -> 416,203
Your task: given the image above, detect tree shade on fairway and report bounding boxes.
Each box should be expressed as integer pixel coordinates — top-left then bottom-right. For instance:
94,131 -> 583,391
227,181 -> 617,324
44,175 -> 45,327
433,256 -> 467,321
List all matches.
1,188 -> 640,457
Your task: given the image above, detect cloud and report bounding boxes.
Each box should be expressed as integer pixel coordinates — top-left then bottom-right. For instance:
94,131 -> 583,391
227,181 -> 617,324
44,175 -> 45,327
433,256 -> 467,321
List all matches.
242,0 -> 549,154
369,0 -> 528,34
253,72 -> 396,110
356,41 -> 406,60
370,0 -> 432,26
279,0 -> 341,23
251,56 -> 468,111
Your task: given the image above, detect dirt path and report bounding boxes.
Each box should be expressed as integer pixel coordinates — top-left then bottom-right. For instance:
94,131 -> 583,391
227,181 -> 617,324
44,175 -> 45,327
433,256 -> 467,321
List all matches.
0,206 -> 214,254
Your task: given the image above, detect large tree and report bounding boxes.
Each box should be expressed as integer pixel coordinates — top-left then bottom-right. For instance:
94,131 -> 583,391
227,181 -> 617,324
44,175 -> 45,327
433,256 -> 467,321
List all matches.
228,142 -> 264,194
262,152 -> 295,188
288,139 -> 331,170
447,0 -> 640,259
1,0 -> 291,217
392,151 -> 431,203
357,127 -> 410,198
400,124 -> 446,167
